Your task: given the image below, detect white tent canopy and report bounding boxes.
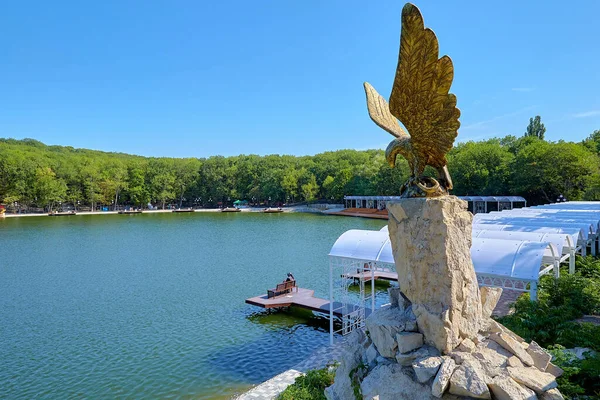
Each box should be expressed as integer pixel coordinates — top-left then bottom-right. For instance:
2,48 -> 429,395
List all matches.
331,229 -> 557,300
483,210 -> 600,231
471,223 -> 584,252
473,217 -> 594,239
329,229 -> 394,264
473,229 -> 575,273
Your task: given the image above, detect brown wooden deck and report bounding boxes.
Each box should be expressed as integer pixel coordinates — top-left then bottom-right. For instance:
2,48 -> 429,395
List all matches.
245,287 -> 366,317
342,270 -> 398,282
328,208 -> 389,220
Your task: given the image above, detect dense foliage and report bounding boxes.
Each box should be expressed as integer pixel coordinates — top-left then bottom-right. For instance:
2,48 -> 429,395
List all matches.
1,125 -> 599,211
277,367 -> 335,400
498,256 -> 600,398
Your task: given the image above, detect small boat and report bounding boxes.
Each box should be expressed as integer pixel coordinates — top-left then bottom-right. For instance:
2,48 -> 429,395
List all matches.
221,207 -> 241,213
118,210 -> 143,215
48,211 -> 77,216
263,207 -> 284,213
173,208 -> 195,213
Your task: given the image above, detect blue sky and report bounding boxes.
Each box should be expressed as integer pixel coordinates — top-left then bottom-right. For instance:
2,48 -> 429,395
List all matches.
1,1 -> 599,158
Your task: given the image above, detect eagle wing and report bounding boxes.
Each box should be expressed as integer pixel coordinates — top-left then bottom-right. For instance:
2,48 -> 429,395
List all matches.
388,3 -> 460,165
364,82 -> 408,139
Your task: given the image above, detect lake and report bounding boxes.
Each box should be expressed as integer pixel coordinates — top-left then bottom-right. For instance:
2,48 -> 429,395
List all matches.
0,212 -> 386,399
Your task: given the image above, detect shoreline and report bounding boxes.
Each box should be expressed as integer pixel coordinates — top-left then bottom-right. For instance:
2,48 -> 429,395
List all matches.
1,207 -> 309,218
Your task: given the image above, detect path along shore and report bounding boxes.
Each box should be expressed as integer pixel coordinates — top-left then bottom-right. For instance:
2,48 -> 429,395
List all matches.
0,207 -> 319,218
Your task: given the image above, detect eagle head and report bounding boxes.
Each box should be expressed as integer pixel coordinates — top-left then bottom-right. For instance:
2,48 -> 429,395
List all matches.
385,137 -> 412,168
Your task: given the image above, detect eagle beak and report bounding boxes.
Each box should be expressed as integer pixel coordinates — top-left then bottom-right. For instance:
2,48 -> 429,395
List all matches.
385,140 -> 399,168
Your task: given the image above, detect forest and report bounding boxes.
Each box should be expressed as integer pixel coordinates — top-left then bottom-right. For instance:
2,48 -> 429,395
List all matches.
1,118 -> 599,212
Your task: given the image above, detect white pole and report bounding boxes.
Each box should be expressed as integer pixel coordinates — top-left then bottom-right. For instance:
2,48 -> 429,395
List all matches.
371,263 -> 375,313
329,260 -> 334,345
530,281 -> 538,301
569,249 -> 575,274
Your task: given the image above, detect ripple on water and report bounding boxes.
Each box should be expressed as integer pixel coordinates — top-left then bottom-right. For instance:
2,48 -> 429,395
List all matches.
0,213 -> 386,398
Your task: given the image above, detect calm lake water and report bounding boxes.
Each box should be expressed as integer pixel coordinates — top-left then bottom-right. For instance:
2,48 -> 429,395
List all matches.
0,212 -> 385,399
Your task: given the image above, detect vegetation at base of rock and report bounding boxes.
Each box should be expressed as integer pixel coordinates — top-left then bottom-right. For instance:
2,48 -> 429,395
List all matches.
349,363 -> 368,400
1,127 -> 600,210
277,367 -> 335,400
497,256 -> 600,398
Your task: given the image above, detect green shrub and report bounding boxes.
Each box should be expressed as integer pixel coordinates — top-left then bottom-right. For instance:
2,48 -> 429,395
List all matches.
539,273 -> 600,315
574,256 -> 600,280
278,367 -> 335,400
496,255 -> 600,398
548,345 -> 600,399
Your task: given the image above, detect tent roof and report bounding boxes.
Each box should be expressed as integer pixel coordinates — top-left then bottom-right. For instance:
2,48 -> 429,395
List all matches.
330,229 -> 555,282
471,223 -> 584,244
329,229 -> 394,264
458,196 -> 526,202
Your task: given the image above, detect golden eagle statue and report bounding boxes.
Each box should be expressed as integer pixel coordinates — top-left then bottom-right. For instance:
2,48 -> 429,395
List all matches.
364,3 -> 460,197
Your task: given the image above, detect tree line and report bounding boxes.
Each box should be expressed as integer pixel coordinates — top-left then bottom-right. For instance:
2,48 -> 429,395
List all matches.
1,118 -> 599,211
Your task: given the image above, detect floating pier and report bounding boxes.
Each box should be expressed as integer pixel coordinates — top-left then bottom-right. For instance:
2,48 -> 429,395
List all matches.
245,287 -> 367,318
342,270 -> 398,283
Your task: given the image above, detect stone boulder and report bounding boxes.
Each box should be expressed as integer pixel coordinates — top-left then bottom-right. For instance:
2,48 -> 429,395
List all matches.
431,357 -> 456,398
388,197 -> 482,353
527,341 -> 552,371
365,305 -> 407,358
388,287 -> 411,310
361,363 -> 438,400
396,332 -> 423,353
412,356 -> 443,383
448,360 -> 491,399
507,366 -> 558,394
489,332 -> 534,367
540,388 -> 564,400
488,375 -> 537,400
480,287 -> 503,319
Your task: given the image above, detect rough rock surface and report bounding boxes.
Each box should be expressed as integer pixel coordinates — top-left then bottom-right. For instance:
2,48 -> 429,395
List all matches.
483,319 -> 525,343
480,287 -> 503,319
507,356 -> 524,368
396,346 -> 436,366
448,360 -> 491,399
488,375 -> 537,400
360,363 -> 437,400
432,357 -> 456,398
387,197 -> 482,353
457,338 -> 476,353
545,362 -> 564,378
540,388 -> 564,400
527,341 -> 552,371
472,347 -> 508,378
396,332 -> 423,353
388,287 -> 410,310
365,305 -> 407,358
490,332 -> 534,366
324,330 -> 368,400
412,356 -> 443,383
508,366 -> 558,394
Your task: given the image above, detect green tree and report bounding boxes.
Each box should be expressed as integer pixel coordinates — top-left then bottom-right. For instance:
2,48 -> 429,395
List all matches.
525,115 -> 546,140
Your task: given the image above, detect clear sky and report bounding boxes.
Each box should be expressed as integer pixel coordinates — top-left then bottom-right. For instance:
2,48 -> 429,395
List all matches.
1,1 -> 599,158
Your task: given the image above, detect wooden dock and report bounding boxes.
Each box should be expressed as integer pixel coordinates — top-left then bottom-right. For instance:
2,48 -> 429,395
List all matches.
342,270 -> 398,282
245,287 -> 367,317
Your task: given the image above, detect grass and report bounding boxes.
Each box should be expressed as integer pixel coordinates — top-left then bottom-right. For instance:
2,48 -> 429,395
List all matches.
278,367 -> 335,400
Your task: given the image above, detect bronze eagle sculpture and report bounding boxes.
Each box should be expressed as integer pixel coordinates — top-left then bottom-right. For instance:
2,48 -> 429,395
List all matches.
364,3 -> 460,198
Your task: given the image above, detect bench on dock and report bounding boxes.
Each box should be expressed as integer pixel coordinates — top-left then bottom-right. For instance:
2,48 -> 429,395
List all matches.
267,280 -> 296,298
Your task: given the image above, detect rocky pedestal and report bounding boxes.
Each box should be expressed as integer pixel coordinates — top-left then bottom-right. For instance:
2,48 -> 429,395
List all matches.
325,196 -> 563,399
387,196 -> 482,353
